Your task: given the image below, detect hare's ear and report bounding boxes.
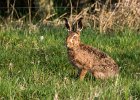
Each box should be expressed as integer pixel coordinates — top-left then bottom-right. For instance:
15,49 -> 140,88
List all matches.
77,18 -> 83,32
63,18 -> 71,31
72,22 -> 76,32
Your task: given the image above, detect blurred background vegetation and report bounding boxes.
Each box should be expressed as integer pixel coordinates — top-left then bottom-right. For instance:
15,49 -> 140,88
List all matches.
0,0 -> 140,33
0,0 -> 118,18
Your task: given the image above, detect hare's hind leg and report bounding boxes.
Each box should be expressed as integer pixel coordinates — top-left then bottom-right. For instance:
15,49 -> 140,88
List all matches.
78,68 -> 87,80
92,71 -> 106,79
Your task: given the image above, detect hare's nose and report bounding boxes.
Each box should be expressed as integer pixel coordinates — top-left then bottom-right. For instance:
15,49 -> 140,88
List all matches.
67,43 -> 71,48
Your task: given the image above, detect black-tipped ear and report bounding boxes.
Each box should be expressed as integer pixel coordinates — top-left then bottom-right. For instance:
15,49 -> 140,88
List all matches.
77,18 -> 83,32
63,18 -> 71,31
72,22 -> 76,32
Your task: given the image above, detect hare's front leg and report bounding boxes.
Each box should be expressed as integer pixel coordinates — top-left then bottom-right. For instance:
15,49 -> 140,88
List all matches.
78,68 -> 87,80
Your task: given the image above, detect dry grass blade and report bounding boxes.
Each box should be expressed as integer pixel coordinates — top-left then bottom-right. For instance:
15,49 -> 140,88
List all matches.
62,0 -> 140,33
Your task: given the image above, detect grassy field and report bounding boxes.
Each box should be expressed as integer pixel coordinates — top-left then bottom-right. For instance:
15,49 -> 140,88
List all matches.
0,26 -> 140,100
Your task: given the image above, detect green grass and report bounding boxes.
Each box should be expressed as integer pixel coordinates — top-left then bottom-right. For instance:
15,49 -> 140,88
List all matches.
0,26 -> 140,100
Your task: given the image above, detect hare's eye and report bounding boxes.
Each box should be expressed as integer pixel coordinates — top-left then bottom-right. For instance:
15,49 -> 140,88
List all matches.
73,36 -> 77,39
71,34 -> 77,39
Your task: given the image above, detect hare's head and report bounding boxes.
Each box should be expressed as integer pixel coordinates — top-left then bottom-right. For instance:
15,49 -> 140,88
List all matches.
64,18 -> 83,49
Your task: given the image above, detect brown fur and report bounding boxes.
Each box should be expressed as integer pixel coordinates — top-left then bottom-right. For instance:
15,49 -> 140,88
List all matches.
64,18 -> 119,80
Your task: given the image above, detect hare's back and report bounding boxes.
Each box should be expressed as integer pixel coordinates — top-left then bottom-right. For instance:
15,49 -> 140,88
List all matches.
80,44 -> 108,59
80,44 -> 119,70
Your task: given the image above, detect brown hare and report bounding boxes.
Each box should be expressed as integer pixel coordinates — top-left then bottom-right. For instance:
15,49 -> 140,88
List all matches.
64,18 -> 119,80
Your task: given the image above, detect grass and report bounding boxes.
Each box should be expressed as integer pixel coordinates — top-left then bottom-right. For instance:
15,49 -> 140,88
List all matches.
0,26 -> 140,100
